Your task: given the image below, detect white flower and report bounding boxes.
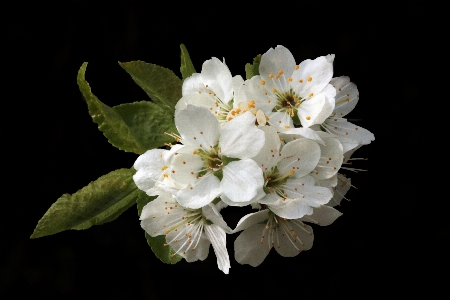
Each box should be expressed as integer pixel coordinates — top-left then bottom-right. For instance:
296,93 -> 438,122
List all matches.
133,145 -> 187,196
140,192 -> 231,274
175,57 -> 244,124
168,105 -> 265,208
233,205 -> 342,267
318,76 -> 375,153
242,126 -> 332,218
236,45 -> 336,130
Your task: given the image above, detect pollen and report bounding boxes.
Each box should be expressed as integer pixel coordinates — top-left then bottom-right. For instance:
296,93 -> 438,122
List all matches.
260,80 -> 266,85
269,73 -> 274,78
309,93 -> 314,97
306,116 -> 311,120
163,174 -> 168,178
285,125 -> 290,128
278,70 -> 284,75
299,79 -> 303,83
288,77 -> 293,82
307,76 -> 312,82
161,166 -> 168,170
295,65 -> 299,70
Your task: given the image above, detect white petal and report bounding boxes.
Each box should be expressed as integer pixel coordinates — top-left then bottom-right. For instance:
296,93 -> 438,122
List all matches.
221,159 -> 264,204
166,225 -> 210,262
202,204 -> 232,234
233,210 -> 269,233
297,93 -> 325,128
292,55 -> 333,98
267,111 -> 294,130
220,187 -> 265,207
327,174 -> 352,207
236,76 -> 277,114
232,75 -> 244,94
324,118 -> 375,150
171,152 -> 204,185
133,149 -> 166,192
140,193 -> 183,236
205,224 -> 230,274
314,84 -> 336,124
274,220 -> 314,257
278,127 -> 325,145
270,178 -> 332,219
177,175 -> 221,209
176,93 -> 219,116
259,45 -> 296,82
201,57 -> 234,103
331,76 -> 359,117
252,125 -> 282,170
314,134 -> 344,180
182,73 -> 204,96
300,205 -> 342,226
220,112 -> 265,159
175,105 -> 220,150
234,223 -> 271,267
278,138 -> 321,178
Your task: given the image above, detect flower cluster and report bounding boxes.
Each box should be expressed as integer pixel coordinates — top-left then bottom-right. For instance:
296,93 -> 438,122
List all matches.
135,45 -> 374,273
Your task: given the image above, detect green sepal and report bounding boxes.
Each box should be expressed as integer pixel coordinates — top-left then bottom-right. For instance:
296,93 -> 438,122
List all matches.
180,44 -> 196,81
245,54 -> 262,79
136,193 -> 182,264
31,168 -> 140,239
119,61 -> 182,112
292,112 -> 301,125
77,63 -> 176,154
222,155 -> 240,166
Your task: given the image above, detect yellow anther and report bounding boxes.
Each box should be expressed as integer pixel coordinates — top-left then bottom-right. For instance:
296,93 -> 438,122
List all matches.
288,77 -> 293,82
272,88 -> 277,93
269,74 -> 274,78
307,76 -> 312,82
309,93 -> 314,97
295,65 -> 299,70
278,70 -> 284,75
306,116 -> 311,120
299,79 -> 303,83
161,166 -> 168,170
260,80 -> 266,85
267,99 -> 271,103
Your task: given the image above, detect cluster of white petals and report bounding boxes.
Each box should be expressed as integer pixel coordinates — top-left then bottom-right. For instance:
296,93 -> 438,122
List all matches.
135,45 -> 374,273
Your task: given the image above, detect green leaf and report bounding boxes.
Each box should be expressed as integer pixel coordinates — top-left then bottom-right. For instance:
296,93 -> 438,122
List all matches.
113,101 -> 178,151
77,63 -> 176,154
137,193 -> 182,264
31,168 -> 140,239
245,54 -> 262,79
119,61 -> 182,112
180,44 -> 196,81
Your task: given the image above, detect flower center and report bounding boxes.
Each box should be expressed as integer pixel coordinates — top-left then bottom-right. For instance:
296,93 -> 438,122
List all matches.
273,88 -> 303,117
263,167 -> 295,196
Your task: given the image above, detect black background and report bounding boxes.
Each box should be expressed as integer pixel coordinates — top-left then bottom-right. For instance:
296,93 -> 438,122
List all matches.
1,1 -> 445,299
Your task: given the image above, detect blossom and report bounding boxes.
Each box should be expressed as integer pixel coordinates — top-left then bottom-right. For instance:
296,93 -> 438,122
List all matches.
133,144 -> 187,196
175,57 -> 244,124
236,45 -> 336,130
237,125 -> 332,218
167,105 -> 265,208
233,205 -> 342,267
140,192 -> 231,274
318,76 -> 375,153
